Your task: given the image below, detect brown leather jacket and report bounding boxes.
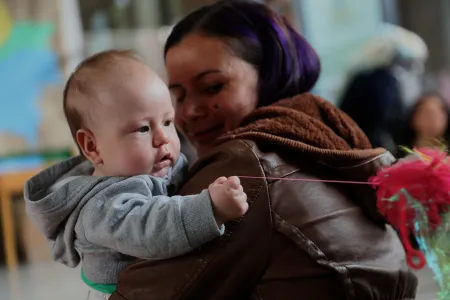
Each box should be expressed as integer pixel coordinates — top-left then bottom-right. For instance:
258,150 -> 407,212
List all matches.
110,94 -> 417,300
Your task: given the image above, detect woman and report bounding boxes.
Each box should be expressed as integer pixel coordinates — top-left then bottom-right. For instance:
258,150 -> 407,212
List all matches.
398,92 -> 450,152
111,1 -> 417,299
339,24 -> 428,157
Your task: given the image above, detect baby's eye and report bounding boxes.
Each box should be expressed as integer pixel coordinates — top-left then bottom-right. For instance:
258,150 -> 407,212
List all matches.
136,126 -> 150,133
164,120 -> 173,127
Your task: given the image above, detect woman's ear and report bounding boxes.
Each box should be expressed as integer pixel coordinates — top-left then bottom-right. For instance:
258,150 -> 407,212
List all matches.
76,129 -> 102,165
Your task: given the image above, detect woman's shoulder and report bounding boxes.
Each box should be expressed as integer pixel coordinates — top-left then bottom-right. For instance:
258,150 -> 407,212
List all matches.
179,139 -> 268,196
201,139 -> 293,170
229,142 -> 416,299
188,139 -> 298,182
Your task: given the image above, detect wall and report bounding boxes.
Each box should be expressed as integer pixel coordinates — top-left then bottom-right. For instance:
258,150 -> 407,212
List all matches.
297,0 -> 383,103
84,27 -> 170,80
398,0 -> 450,73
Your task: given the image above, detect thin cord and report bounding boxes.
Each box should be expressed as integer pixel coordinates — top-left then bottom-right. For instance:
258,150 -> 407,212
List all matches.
238,175 -> 376,185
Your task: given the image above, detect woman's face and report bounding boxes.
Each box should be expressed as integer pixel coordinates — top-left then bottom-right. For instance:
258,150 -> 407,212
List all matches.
165,33 -> 259,156
412,96 -> 448,139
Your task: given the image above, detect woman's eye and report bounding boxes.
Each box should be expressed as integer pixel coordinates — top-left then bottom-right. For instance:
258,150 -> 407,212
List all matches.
136,126 -> 150,133
164,120 -> 173,127
172,94 -> 182,104
171,91 -> 185,104
204,83 -> 223,95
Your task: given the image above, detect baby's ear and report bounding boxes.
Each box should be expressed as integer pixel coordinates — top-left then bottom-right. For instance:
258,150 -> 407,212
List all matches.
76,129 -> 102,165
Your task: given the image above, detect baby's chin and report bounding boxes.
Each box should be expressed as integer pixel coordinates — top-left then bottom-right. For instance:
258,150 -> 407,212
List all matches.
149,166 -> 170,178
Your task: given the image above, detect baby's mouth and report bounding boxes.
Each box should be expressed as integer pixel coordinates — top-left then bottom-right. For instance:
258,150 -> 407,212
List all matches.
152,154 -> 172,173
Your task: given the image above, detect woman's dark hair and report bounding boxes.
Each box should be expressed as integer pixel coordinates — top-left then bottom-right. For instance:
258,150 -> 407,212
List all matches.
164,0 -> 321,107
400,92 -> 450,150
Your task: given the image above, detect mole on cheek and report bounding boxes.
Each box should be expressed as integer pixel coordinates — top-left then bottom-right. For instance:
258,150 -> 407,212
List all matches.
212,104 -> 219,110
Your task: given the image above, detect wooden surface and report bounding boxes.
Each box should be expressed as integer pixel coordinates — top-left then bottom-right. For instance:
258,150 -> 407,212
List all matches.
0,169 -> 42,270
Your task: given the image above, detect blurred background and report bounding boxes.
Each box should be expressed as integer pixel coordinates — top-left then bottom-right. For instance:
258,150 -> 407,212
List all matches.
0,0 -> 447,299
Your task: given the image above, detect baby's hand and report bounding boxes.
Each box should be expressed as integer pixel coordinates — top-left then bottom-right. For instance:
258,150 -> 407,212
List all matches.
208,176 -> 248,227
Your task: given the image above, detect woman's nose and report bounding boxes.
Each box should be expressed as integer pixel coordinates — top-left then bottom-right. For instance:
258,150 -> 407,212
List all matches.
181,98 -> 207,122
153,129 -> 169,148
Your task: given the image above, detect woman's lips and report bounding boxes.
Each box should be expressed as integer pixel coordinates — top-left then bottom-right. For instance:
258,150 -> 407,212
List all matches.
189,125 -> 224,144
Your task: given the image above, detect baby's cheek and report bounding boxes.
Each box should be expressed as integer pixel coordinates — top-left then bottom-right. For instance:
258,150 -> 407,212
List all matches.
128,149 -> 153,173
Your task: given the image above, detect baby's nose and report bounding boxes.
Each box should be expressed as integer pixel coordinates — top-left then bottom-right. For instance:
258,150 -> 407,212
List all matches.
153,129 -> 169,147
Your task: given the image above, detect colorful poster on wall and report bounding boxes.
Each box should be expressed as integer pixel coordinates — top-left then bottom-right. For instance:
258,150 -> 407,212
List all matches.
0,0 -> 61,155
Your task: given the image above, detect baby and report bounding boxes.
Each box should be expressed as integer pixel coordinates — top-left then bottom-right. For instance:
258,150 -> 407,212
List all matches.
23,50 -> 248,299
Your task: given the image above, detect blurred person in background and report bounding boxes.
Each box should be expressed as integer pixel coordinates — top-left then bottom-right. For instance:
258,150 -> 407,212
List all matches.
339,24 -> 428,157
398,92 -> 450,153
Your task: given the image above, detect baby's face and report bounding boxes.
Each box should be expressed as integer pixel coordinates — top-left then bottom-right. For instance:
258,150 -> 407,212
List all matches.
92,64 -> 180,177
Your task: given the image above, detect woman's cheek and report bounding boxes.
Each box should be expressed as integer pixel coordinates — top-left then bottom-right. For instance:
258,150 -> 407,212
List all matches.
174,112 -> 184,129
207,101 -> 225,120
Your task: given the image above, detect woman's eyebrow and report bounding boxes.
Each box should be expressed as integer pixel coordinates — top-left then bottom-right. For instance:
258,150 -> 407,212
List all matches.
194,69 -> 221,80
169,70 -> 222,89
168,83 -> 182,90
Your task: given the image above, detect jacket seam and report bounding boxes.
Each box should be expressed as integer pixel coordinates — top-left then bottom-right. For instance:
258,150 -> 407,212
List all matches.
271,211 -> 355,299
318,151 -> 394,169
240,140 -> 290,175
254,288 -> 263,300
113,289 -> 129,300
263,161 -> 288,173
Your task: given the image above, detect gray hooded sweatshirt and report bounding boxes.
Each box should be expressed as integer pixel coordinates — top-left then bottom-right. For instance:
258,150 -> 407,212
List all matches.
23,155 -> 222,285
